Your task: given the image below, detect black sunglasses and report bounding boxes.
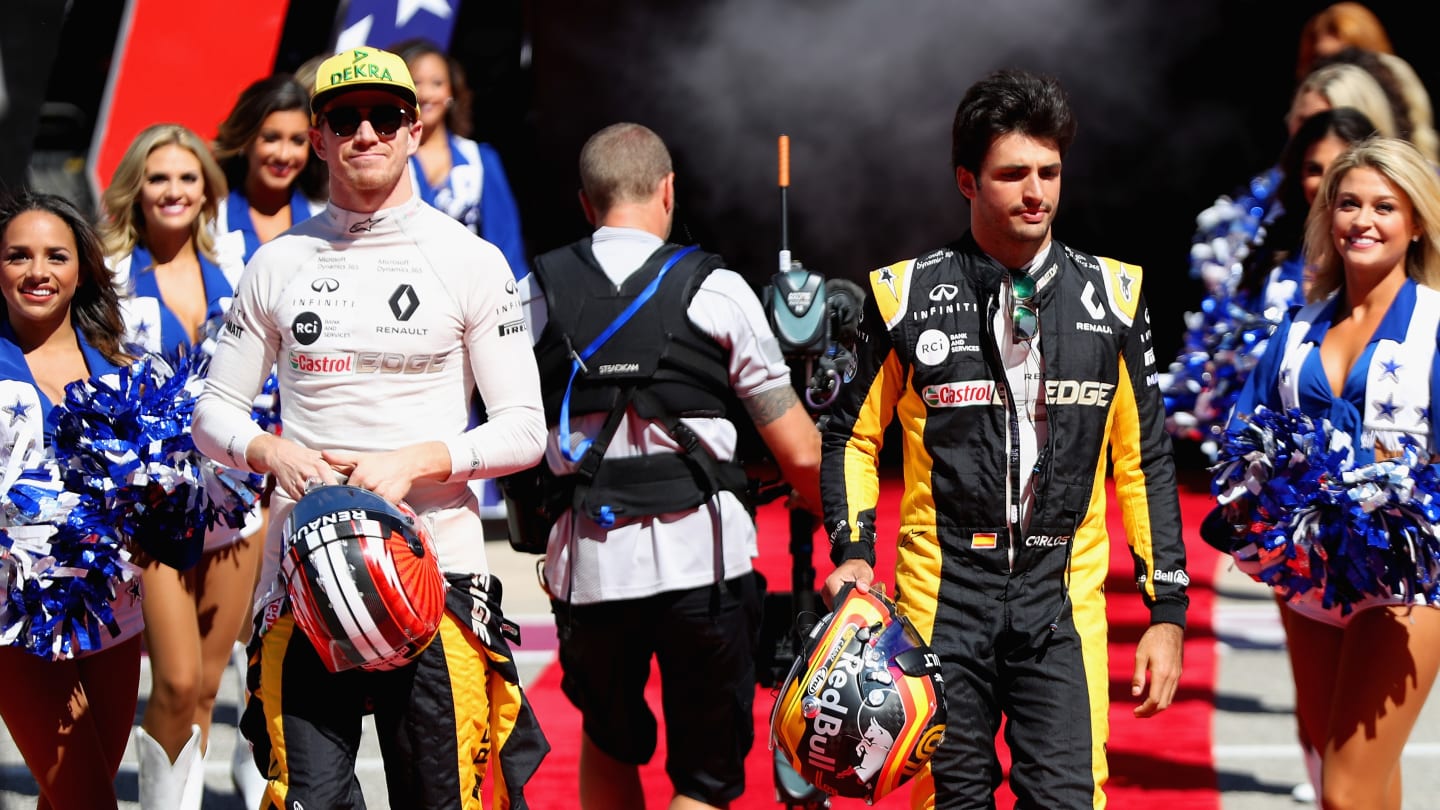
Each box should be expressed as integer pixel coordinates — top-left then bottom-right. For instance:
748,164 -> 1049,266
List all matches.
1010,270 -> 1038,343
321,105 -> 411,138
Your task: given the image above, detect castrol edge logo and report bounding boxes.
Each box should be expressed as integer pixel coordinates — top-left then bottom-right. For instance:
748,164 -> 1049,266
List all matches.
288,350 -> 451,376
922,379 -> 1115,408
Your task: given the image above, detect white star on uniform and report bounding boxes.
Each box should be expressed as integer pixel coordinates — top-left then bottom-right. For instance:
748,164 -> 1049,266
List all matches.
397,0 -> 452,27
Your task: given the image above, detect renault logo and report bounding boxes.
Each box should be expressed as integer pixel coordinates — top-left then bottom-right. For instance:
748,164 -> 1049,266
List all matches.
1080,282 -> 1108,320
311,277 -> 340,293
389,284 -> 419,321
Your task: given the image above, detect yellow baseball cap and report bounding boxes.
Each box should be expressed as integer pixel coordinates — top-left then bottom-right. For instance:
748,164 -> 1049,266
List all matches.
311,47 -> 417,115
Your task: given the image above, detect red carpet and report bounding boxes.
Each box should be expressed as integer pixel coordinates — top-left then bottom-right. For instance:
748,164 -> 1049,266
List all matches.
518,471 -> 1221,808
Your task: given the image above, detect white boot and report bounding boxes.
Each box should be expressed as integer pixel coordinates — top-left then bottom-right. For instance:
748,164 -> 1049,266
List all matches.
229,641 -> 268,809
180,739 -> 206,809
135,724 -> 202,810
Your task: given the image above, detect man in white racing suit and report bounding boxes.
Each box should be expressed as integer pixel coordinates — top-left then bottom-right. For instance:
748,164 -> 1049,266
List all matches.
192,46 -> 548,809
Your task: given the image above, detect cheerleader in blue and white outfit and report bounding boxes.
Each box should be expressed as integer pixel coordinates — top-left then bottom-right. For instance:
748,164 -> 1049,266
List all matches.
1226,137 -> 1440,807
394,37 -> 527,278
394,38 -> 527,532
1233,110 -> 1376,318
212,74 -> 327,266
101,123 -> 258,810
0,191 -> 144,809
1165,66 -> 1401,459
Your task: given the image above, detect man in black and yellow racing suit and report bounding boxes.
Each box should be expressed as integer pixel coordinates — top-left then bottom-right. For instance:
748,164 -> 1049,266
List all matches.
820,69 -> 1187,809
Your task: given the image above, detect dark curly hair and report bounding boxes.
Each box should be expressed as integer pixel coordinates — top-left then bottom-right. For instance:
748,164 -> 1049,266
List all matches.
1236,108 -> 1377,303
213,74 -> 328,202
389,37 -> 474,139
951,69 -> 1076,174
0,190 -> 129,365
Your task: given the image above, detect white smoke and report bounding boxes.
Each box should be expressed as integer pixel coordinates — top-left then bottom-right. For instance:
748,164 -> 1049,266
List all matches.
531,0 -> 1253,293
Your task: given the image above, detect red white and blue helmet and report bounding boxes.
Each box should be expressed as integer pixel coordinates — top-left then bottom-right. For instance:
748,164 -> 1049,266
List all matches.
280,484 -> 446,673
771,584 -> 947,802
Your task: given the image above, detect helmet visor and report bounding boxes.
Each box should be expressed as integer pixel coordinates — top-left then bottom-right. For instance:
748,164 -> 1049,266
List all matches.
870,612 -> 935,678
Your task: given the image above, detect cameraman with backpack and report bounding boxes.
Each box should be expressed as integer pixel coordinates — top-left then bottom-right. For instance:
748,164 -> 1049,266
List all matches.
516,122 -> 821,810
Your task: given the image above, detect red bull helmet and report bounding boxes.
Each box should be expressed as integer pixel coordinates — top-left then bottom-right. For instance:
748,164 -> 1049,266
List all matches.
771,584 -> 947,802
280,484 -> 447,673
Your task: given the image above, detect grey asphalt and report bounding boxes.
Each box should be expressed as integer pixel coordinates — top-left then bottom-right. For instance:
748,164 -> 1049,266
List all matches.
5,539 -> 1440,808
1211,559 -> 1440,809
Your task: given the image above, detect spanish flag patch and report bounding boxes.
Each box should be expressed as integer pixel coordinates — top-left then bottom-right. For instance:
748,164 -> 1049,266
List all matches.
971,532 -> 997,550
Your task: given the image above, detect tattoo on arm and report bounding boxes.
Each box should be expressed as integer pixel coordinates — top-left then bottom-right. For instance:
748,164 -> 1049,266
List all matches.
743,385 -> 800,427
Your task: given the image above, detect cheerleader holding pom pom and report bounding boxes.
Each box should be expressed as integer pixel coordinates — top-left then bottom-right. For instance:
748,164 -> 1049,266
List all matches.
0,191 -> 147,809
0,188 -> 262,808
1166,64 -> 1398,460
1215,137 -> 1440,807
101,123 -> 265,809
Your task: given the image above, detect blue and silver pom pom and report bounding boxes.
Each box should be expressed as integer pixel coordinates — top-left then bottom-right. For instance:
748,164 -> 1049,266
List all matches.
1,459 -> 142,660
1211,406 -> 1440,614
1167,167 -> 1285,460
50,350 -> 261,572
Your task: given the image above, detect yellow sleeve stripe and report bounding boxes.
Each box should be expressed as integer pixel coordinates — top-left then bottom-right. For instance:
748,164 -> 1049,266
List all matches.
1108,355 -> 1158,601
843,349 -> 905,532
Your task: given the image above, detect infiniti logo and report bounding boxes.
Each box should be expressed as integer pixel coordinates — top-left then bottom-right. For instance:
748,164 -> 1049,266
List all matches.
389,284 -> 419,321
311,277 -> 340,293
929,283 -> 959,302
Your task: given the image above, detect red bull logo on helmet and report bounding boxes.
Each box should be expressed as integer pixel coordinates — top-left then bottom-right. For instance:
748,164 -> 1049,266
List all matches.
801,643 -> 864,772
773,586 -> 946,803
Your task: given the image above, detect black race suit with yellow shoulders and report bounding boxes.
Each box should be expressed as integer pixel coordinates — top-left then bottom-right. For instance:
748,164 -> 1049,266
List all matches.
820,233 -> 1187,809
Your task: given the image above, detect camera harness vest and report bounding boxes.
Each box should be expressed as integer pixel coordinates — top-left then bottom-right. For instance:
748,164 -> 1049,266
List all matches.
531,239 -> 750,558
